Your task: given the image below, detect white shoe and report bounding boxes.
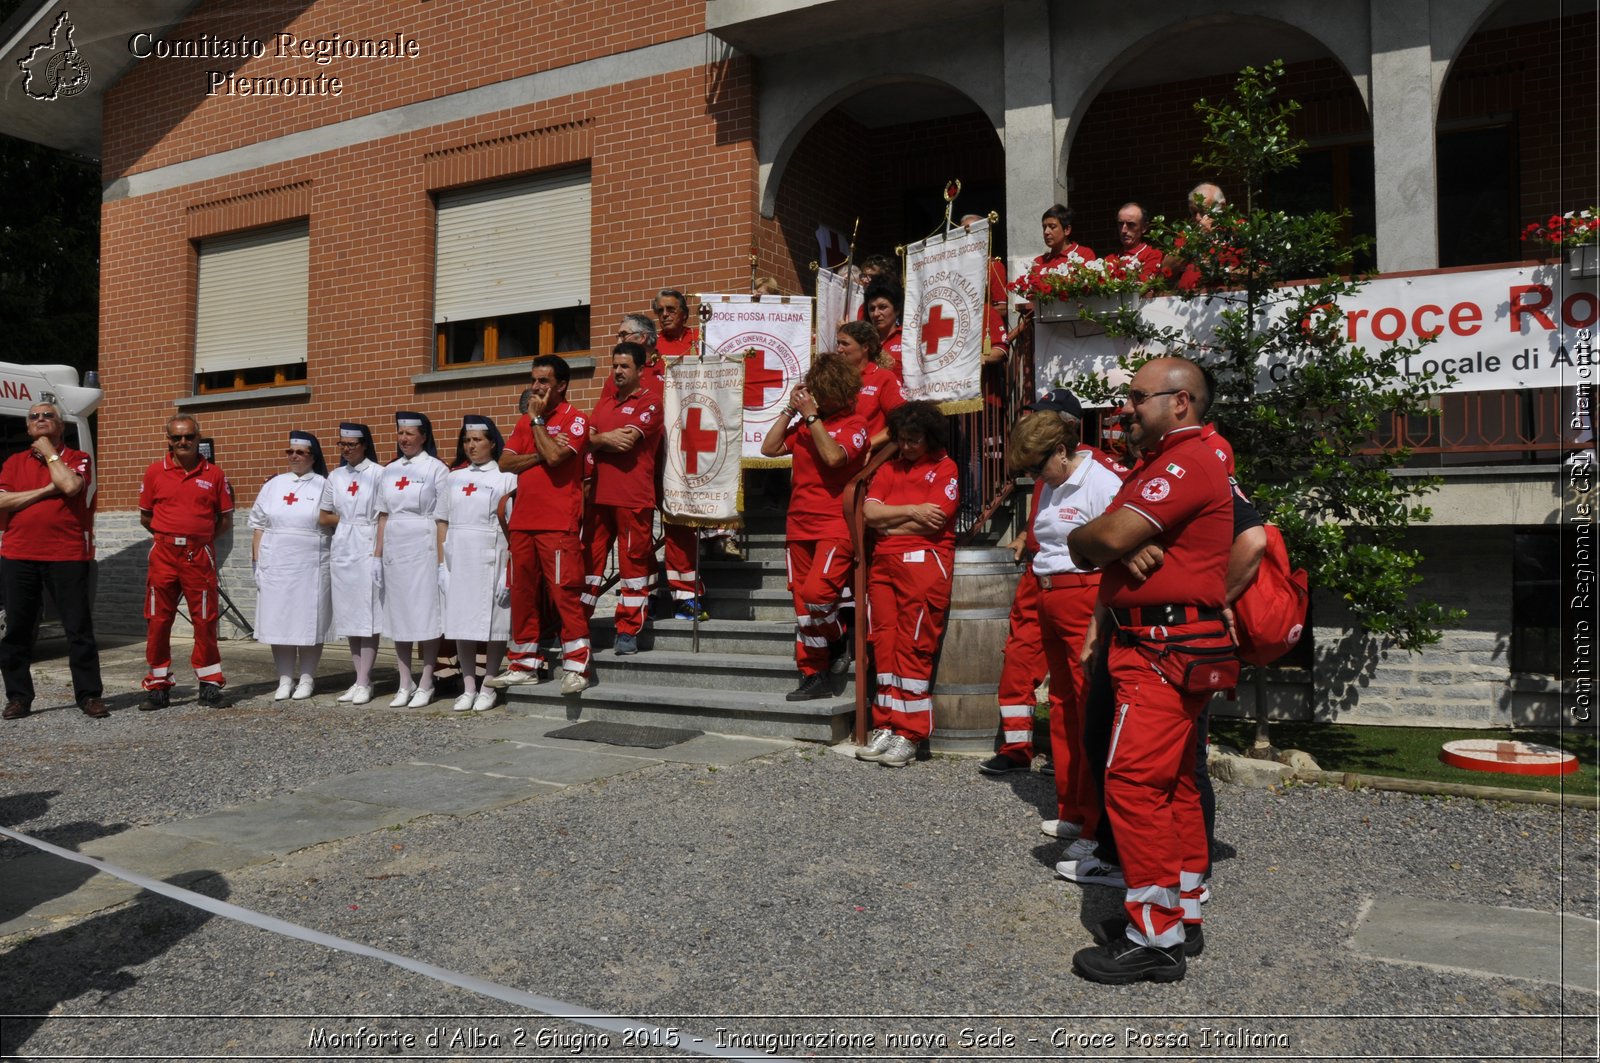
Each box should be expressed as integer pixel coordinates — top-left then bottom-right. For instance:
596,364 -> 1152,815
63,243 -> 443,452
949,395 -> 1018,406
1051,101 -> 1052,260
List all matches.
347,685 -> 373,706
389,687 -> 415,708
486,667 -> 541,689
273,677 -> 294,701
292,677 -> 314,700
451,692 -> 475,712
559,670 -> 590,695
337,684 -> 359,703
472,689 -> 497,712
408,687 -> 434,708
1040,819 -> 1083,839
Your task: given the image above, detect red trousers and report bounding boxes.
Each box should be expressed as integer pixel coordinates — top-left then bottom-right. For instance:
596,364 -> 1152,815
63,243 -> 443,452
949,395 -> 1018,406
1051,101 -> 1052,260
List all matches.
996,573 -> 1048,761
143,537 -> 225,690
867,549 -> 952,742
582,505 -> 655,636
1037,576 -> 1100,829
1103,629 -> 1213,948
507,529 -> 591,674
786,538 -> 853,675
662,521 -> 700,601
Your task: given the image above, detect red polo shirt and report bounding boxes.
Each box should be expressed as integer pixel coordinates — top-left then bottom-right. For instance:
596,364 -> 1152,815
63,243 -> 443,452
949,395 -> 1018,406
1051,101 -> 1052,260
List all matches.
881,325 -> 905,381
866,450 -> 959,556
0,446 -> 94,561
505,401 -> 588,531
1096,426 -> 1232,609
785,410 -> 869,541
1121,242 -> 1163,279
589,386 -> 663,509
855,362 -> 905,439
1034,243 -> 1097,270
138,455 -> 234,540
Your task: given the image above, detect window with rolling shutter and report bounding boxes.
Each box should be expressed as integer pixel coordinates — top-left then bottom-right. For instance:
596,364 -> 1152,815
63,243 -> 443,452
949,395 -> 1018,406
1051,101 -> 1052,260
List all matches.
432,168 -> 592,368
193,222 -> 310,393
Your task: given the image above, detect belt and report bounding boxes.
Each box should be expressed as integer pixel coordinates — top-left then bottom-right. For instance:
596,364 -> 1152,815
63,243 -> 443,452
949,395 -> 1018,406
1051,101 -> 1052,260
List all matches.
154,533 -> 211,548
1036,571 -> 1098,590
1111,604 -> 1223,627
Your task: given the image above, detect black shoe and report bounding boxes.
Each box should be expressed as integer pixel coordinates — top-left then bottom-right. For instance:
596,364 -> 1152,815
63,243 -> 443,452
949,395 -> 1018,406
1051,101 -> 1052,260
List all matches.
828,635 -> 854,675
977,753 -> 1030,776
1073,934 -> 1187,984
1094,917 -> 1204,958
785,671 -> 832,702
197,682 -> 226,706
139,687 -> 170,712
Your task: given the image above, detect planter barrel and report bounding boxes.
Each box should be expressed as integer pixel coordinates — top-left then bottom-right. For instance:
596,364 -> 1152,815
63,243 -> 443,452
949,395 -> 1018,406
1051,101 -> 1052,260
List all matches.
929,547 -> 1019,752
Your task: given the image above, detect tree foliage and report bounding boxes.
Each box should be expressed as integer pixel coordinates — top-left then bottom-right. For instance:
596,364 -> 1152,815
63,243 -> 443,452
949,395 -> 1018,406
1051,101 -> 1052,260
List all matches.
1076,61 -> 1463,651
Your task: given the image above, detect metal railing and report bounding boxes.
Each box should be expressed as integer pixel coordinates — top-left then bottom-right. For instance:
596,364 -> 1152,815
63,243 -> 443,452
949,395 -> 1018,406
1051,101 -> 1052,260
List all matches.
1363,387 -> 1590,463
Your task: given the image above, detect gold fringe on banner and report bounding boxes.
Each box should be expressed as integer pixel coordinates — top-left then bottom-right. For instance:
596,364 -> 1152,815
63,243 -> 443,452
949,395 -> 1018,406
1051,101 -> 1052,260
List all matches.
938,397 -> 985,415
742,455 -> 794,470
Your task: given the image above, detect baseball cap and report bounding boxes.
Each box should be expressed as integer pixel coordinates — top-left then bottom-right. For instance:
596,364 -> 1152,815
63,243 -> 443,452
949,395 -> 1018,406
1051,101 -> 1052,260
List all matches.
1026,387 -> 1083,419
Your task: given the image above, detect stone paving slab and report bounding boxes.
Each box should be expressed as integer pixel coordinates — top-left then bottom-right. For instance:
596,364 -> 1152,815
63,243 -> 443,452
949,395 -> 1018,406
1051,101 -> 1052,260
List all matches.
300,764 -> 560,814
473,715 -> 794,766
414,742 -> 653,786
1353,896 -> 1600,991
0,853 -> 128,936
154,793 -> 429,855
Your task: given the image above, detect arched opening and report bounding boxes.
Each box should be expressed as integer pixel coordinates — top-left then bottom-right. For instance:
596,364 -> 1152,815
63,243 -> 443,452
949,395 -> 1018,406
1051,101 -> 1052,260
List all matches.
1064,21 -> 1374,271
1435,0 -> 1597,267
760,81 -> 1004,295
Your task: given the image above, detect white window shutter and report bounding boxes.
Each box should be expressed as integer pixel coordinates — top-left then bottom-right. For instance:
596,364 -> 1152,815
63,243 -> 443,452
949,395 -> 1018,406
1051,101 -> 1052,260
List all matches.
194,223 -> 310,375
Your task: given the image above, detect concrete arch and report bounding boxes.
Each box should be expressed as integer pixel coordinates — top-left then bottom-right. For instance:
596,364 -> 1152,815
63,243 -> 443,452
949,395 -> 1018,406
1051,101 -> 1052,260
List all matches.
1430,0 -> 1592,122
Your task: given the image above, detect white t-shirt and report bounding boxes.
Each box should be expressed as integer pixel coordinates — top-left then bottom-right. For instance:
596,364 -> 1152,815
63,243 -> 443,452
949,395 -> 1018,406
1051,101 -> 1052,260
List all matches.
1032,456 -> 1123,576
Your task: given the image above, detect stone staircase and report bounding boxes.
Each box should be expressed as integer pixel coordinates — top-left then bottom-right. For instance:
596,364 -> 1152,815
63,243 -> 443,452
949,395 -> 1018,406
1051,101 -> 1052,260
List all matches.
505,513 -> 858,743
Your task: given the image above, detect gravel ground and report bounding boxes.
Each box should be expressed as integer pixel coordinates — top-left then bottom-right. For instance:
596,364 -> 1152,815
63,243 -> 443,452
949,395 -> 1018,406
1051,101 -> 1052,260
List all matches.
1,638 -> 1596,1061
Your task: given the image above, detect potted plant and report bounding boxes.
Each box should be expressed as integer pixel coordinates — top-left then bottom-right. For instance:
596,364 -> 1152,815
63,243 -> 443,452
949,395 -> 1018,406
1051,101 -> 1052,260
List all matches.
1522,207 -> 1598,277
1009,254 -> 1162,334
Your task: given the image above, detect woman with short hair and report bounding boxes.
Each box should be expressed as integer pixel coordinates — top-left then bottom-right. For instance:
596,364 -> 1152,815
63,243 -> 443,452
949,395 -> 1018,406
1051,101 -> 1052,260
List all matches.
250,431 -> 332,700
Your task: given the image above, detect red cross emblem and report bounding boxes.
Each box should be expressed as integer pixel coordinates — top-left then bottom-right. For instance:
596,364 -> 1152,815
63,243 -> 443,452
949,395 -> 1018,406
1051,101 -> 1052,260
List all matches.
346,481 -> 359,496
922,303 -> 956,356
743,349 -> 786,412
283,492 -> 299,506
678,407 -> 718,475
394,477 -> 411,491
462,483 -> 477,496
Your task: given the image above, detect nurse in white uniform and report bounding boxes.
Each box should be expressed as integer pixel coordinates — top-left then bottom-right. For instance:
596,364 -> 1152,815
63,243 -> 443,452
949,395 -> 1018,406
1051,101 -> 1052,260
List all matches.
437,416 -> 518,711
374,411 -> 449,708
250,431 -> 333,700
317,422 -> 384,705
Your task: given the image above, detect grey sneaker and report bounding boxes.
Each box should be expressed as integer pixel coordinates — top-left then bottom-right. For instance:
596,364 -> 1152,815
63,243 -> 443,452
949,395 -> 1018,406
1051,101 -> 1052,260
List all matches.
1055,854 -> 1126,888
486,667 -> 542,689
559,670 -> 590,695
877,734 -> 918,767
1040,818 -> 1083,839
856,728 -> 894,761
1061,837 -> 1097,862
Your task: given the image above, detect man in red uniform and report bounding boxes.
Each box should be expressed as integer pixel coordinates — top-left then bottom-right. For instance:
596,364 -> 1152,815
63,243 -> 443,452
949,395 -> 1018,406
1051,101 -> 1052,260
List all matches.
583,342 -> 663,656
1115,202 -> 1163,279
1,401 -> 104,720
491,354 -> 592,694
139,413 -> 235,710
1066,357 -> 1233,985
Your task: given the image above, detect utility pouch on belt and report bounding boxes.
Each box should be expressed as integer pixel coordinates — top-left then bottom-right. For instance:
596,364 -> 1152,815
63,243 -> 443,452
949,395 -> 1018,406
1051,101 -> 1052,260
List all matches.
1117,622 -> 1239,694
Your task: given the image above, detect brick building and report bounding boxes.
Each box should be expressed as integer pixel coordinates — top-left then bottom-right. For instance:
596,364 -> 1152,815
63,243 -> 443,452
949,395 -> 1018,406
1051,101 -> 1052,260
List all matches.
0,0 -> 1592,728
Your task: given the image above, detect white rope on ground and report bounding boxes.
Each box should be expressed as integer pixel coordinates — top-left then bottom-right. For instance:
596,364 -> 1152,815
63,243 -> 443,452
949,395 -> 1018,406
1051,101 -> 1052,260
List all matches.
0,824 -> 798,1062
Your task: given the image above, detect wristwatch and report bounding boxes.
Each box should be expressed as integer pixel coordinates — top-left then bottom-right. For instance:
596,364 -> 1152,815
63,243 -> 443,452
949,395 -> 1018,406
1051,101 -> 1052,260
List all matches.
46,454 -> 61,464
804,414 -> 819,426
532,415 -> 546,426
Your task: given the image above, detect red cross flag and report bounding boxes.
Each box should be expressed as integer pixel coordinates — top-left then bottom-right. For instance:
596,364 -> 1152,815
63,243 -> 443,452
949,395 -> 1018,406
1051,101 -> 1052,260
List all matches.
661,336 -> 747,525
700,293 -> 814,466
902,218 -> 990,411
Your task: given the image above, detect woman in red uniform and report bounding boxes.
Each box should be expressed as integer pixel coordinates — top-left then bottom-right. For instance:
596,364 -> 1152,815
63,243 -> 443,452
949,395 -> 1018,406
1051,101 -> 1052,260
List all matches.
862,281 -> 905,381
835,320 -> 905,449
759,353 -> 868,702
857,402 -> 960,768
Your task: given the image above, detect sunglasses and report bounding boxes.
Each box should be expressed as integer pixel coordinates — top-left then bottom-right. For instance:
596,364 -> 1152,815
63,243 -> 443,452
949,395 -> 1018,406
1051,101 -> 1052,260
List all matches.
26,411 -> 60,421
285,449 -> 311,457
1123,388 -> 1184,407
168,433 -> 197,442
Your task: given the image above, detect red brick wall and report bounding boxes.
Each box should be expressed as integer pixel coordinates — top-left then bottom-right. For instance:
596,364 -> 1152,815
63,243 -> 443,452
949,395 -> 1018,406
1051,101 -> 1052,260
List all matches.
99,52 -> 757,509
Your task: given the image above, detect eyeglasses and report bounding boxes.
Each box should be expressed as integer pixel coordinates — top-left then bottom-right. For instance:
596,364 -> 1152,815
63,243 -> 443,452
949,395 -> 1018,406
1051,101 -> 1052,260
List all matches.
1123,388 -> 1184,407
616,330 -> 644,340
26,411 -> 59,421
285,449 -> 311,457
168,433 -> 197,442
336,440 -> 363,447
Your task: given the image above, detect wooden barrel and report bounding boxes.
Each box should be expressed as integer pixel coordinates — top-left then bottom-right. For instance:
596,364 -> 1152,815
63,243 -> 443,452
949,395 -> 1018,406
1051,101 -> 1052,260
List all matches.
929,547 -> 1018,752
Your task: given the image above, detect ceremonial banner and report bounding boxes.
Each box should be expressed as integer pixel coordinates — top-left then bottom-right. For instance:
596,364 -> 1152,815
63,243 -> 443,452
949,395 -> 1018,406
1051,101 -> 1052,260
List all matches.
661,353 -> 744,526
815,265 -> 860,351
902,220 -> 989,411
700,293 -> 814,466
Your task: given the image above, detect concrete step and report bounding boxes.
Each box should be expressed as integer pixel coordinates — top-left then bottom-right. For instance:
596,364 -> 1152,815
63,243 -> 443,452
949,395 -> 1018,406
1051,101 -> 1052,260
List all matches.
589,616 -> 797,657
504,680 -> 856,743
581,648 -> 846,696
700,586 -> 801,621
696,558 -> 785,590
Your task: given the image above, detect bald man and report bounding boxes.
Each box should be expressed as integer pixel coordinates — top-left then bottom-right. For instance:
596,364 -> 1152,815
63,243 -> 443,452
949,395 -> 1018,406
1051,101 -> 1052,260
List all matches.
1065,356 -> 1234,985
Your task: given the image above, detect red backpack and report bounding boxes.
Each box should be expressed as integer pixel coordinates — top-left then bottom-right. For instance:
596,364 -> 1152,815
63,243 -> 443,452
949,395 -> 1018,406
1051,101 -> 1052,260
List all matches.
1233,524 -> 1309,666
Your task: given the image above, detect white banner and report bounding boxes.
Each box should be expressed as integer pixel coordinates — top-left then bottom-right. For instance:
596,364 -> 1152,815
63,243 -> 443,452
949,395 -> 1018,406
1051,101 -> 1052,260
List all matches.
661,354 -> 744,525
701,293 -> 814,464
815,266 -> 859,351
1036,261 -> 1599,396
902,220 -> 989,410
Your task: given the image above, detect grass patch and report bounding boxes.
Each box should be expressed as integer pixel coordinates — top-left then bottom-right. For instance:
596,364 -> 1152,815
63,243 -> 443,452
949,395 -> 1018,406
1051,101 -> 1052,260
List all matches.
1210,718 -> 1599,795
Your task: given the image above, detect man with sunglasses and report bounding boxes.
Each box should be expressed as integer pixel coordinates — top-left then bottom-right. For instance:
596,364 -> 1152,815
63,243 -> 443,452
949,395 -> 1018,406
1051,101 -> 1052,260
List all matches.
138,414 -> 235,710
0,402 -> 104,720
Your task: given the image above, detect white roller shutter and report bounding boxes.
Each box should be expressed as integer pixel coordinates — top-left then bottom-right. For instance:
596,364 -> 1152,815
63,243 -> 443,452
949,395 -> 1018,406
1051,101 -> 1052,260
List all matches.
433,168 -> 591,323
193,223 -> 309,375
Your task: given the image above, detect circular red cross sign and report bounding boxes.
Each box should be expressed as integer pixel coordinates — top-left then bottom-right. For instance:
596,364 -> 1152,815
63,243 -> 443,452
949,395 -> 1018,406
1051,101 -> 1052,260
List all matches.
1439,739 -> 1578,777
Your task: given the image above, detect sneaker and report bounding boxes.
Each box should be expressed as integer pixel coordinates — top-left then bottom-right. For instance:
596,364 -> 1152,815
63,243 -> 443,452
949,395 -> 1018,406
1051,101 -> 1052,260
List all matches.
559,670 -> 590,695
3,698 -> 31,720
877,734 -> 918,767
471,689 -> 497,712
197,682 -> 226,707
1199,878 -> 1212,905
856,728 -> 895,762
1061,837 -> 1097,862
486,667 -> 542,689
714,537 -> 743,560
451,692 -> 476,712
1093,917 -> 1205,958
292,677 -> 314,700
1072,934 -> 1186,985
978,753 -> 1030,776
674,597 -> 709,622
273,677 -> 294,701
139,687 -> 170,712
407,687 -> 434,708
1055,854 -> 1125,888
1040,818 -> 1083,839
613,633 -> 639,656
785,670 -> 831,702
